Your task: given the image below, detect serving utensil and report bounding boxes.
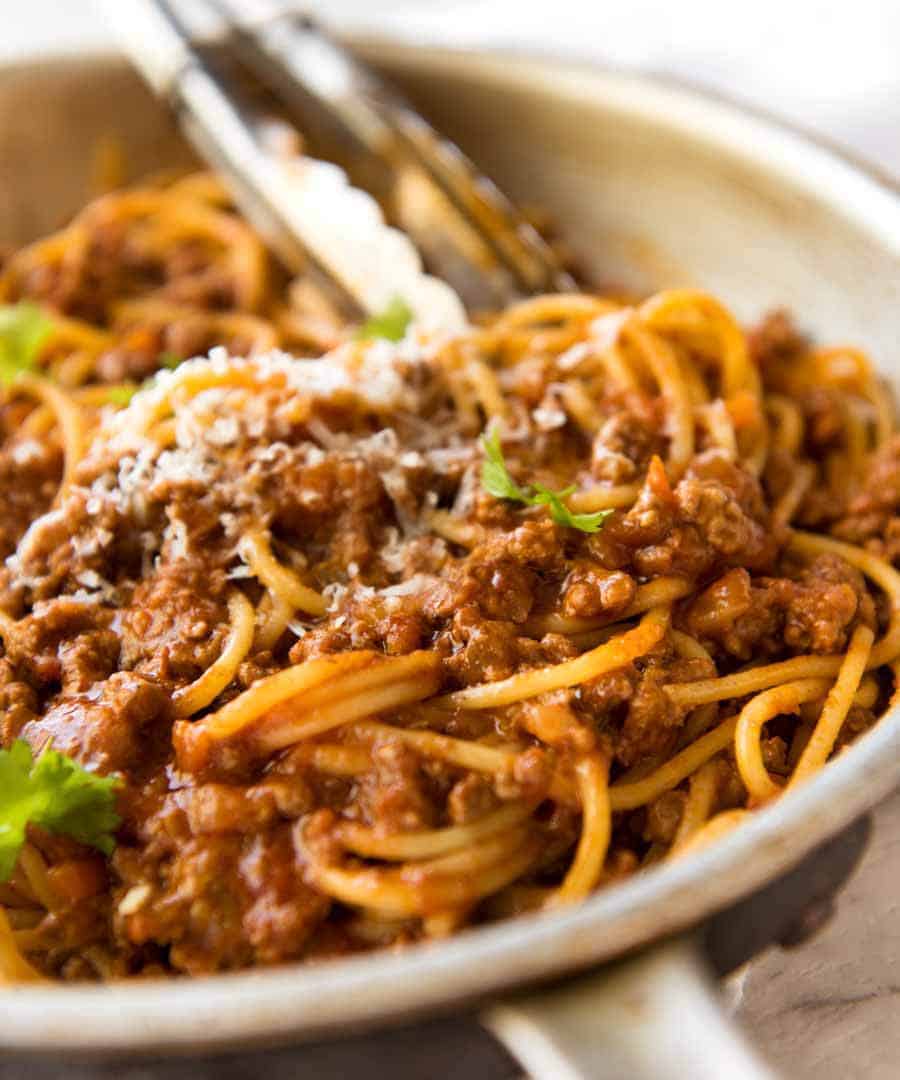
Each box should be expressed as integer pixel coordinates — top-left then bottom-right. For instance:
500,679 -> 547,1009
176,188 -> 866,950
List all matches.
102,0 -> 574,333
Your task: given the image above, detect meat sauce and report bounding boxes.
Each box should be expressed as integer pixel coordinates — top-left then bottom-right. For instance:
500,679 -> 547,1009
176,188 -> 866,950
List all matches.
0,182 -> 893,979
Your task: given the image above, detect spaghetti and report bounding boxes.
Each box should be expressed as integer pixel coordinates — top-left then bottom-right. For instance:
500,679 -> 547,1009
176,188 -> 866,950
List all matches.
0,172 -> 897,982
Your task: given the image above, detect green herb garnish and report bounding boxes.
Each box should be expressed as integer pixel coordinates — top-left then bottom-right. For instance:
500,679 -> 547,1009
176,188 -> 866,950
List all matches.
355,297 -> 413,343
0,740 -> 120,881
159,351 -> 183,370
480,427 -> 613,533
104,385 -> 138,406
0,302 -> 54,387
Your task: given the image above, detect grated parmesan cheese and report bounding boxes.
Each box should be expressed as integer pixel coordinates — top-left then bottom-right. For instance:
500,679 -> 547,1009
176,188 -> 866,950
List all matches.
118,883 -> 153,916
533,406 -> 567,431
380,574 -> 434,598
10,439 -> 45,465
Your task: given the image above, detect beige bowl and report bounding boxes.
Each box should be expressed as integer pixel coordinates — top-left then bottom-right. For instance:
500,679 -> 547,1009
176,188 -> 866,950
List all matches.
0,42 -> 898,1076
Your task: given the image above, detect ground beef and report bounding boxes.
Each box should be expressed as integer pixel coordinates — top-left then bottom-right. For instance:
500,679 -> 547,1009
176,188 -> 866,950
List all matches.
428,557 -> 537,624
19,672 -> 170,774
577,650 -> 714,767
356,741 -> 441,832
832,436 -> 900,559
0,203 -> 892,983
591,412 -> 662,483
0,403 -> 62,559
119,564 -> 229,685
681,554 -> 873,660
748,309 -> 807,372
618,666 -> 681,766
3,488 -> 143,610
115,826 -> 329,973
578,666 -> 637,717
604,450 -> 777,581
787,554 -> 875,647
643,790 -> 686,845
616,656 -> 714,767
265,451 -> 393,581
561,565 -> 636,619
771,386 -> 846,462
2,597 -> 116,689
0,657 -> 39,743
447,773 -> 499,824
175,783 -> 285,836
441,607 -> 524,686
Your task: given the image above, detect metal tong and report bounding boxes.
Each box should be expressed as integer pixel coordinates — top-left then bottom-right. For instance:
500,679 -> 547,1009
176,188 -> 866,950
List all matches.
102,0 -> 574,332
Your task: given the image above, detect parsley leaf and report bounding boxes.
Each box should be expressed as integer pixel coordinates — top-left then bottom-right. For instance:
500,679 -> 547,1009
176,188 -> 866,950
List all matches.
532,484 -> 614,532
0,740 -> 120,881
159,351 -> 183,370
480,428 -> 613,534
0,302 -> 54,387
355,297 -> 413,343
481,426 -> 529,502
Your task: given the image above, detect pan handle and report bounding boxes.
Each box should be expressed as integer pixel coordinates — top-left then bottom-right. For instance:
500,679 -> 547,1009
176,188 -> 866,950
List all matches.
481,935 -> 775,1079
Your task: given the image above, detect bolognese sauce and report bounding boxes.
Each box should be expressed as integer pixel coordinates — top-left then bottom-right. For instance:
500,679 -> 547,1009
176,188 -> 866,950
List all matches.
0,174 -> 897,981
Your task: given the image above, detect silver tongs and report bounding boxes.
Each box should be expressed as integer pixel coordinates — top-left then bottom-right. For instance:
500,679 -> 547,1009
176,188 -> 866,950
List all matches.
102,0 -> 574,333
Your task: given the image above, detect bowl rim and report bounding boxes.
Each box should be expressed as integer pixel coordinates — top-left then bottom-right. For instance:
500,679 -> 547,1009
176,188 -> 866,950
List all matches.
2,40 -> 900,1055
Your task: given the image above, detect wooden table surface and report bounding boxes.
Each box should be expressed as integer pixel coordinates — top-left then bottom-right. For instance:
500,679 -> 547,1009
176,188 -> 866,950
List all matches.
738,789 -> 900,1078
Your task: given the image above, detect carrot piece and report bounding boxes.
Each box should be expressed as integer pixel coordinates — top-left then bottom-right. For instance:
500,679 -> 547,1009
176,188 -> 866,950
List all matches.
645,453 -> 674,501
46,857 -> 107,904
725,390 -> 761,430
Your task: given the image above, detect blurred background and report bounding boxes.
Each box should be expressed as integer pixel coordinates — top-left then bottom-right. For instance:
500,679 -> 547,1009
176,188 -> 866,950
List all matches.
2,0 -> 898,176
4,2 -> 900,1077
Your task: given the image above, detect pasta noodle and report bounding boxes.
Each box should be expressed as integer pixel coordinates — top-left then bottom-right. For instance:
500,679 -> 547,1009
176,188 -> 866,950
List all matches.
439,608 -> 667,710
172,591 -> 256,717
671,760 -> 721,851
547,753 -> 611,905
302,827 -> 542,918
789,624 -> 875,787
238,530 -> 327,618
335,802 -> 535,861
176,651 -> 442,768
0,171 -> 896,982
734,679 -> 832,803
673,809 -> 751,857
609,715 -> 739,811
